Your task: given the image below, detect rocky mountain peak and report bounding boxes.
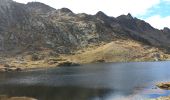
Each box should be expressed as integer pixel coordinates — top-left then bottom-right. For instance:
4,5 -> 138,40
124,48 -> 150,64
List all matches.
96,11 -> 108,18
117,13 -> 133,20
127,13 -> 133,18
95,11 -> 117,26
26,2 -> 55,14
58,8 -> 73,13
163,27 -> 170,33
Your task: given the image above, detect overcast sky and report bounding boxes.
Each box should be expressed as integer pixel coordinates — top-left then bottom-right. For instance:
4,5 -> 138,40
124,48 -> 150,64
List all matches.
14,0 -> 170,29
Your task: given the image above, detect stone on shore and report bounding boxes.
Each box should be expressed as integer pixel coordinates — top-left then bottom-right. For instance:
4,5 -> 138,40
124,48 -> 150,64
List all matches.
150,96 -> 170,100
0,95 -> 37,100
156,82 -> 170,90
0,64 -> 22,72
58,61 -> 80,67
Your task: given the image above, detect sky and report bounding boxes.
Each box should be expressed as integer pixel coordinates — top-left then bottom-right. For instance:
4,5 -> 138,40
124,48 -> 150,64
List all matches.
14,0 -> 170,29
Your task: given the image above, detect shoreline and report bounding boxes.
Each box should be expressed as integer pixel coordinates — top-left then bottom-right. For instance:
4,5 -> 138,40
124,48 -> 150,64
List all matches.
1,60 -> 170,73
0,39 -> 170,72
0,95 -> 37,100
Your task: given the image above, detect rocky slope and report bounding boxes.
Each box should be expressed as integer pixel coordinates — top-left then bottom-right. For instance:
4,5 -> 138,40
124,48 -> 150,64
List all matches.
0,0 -> 170,70
0,0 -> 170,53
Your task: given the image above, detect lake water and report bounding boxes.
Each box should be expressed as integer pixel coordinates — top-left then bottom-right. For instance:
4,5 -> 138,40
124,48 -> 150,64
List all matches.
0,61 -> 170,100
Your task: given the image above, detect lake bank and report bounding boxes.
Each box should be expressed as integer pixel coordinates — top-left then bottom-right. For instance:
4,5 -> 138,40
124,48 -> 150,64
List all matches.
0,39 -> 170,72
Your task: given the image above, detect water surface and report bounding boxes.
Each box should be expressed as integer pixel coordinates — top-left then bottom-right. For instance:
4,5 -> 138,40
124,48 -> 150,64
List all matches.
0,61 -> 170,100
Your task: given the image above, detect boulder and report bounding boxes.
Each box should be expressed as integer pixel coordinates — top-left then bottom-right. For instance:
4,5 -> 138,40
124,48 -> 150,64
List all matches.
31,54 -> 40,61
151,96 -> 170,100
0,64 -> 22,72
16,67 -> 22,72
4,64 -> 10,68
48,61 -> 58,65
58,61 -> 80,67
156,82 -> 170,90
96,59 -> 105,63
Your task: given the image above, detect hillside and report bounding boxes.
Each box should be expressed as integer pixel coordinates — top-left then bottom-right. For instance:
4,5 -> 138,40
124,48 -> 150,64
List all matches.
0,0 -> 170,71
66,38 -> 168,63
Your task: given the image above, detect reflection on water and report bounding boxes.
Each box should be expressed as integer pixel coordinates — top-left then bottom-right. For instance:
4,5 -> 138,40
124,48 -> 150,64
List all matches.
0,85 -> 114,100
0,85 -> 147,100
0,61 -> 170,100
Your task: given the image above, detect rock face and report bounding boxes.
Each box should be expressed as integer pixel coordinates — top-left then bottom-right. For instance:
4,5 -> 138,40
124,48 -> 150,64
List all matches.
0,0 -> 170,54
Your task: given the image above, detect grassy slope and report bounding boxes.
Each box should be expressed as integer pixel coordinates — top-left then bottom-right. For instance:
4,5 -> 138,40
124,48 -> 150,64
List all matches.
0,38 -> 169,70
65,39 -> 169,63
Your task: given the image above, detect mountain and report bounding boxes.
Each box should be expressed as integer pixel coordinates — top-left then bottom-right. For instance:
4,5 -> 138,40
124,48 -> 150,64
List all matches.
0,0 -> 170,70
0,0 -> 170,52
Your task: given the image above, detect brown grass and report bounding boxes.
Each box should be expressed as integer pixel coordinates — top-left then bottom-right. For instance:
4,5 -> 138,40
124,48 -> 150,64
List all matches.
64,39 -> 168,63
0,38 -> 169,70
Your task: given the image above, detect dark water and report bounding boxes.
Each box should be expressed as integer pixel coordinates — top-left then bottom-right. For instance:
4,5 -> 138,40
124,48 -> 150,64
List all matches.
0,62 -> 170,100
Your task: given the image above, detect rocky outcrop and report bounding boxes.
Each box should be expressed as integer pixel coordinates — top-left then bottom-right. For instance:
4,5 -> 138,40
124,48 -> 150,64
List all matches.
0,64 -> 22,72
156,82 -> 170,90
58,61 -> 80,67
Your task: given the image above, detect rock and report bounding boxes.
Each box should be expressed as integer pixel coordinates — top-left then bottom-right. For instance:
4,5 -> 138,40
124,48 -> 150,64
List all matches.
31,54 -> 39,61
4,68 -> 13,72
0,95 -> 37,100
46,58 -> 66,65
9,97 -> 37,100
48,51 -> 59,57
152,53 -> 161,61
0,68 -> 5,72
58,61 -> 80,67
16,67 -> 22,72
0,64 -> 22,72
48,61 -> 58,65
151,96 -> 170,100
4,64 -> 10,68
31,53 -> 44,61
96,59 -> 105,63
156,82 -> 170,90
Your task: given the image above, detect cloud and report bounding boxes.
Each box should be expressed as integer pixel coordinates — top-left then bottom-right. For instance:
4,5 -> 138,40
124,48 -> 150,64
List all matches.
163,0 -> 170,4
14,0 -> 160,17
163,0 -> 170,1
145,15 -> 170,29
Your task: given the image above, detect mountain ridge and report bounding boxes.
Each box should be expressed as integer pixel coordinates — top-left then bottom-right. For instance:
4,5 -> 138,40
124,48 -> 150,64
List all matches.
0,0 -> 170,71
0,1 -> 169,50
